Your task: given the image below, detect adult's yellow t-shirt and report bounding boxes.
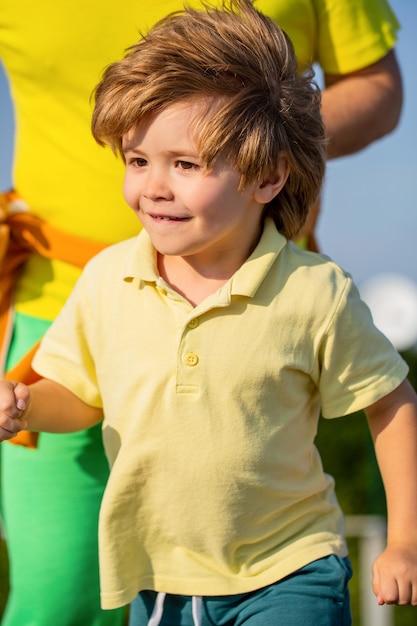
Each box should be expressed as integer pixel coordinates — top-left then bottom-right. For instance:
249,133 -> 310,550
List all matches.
0,0 -> 399,319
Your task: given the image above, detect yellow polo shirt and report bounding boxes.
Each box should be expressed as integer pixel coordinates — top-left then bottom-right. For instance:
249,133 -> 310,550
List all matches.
0,0 -> 399,320
33,219 -> 408,609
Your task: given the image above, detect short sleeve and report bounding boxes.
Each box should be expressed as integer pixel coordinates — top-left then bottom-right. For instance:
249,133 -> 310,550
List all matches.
318,276 -> 408,418
32,271 -> 103,408
316,0 -> 400,74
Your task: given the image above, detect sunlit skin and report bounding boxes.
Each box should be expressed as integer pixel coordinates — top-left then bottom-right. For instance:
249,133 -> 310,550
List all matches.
1,98 -> 417,612
122,99 -> 288,304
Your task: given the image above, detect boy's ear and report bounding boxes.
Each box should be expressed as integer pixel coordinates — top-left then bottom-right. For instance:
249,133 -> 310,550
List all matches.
254,158 -> 290,204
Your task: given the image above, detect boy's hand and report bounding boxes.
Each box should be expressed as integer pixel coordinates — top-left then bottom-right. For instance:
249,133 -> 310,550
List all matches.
0,380 -> 29,441
372,543 -> 417,605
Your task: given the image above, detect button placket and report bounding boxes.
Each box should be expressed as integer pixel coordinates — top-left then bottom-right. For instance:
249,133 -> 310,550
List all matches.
176,315 -> 201,393
183,317 -> 199,367
183,352 -> 199,367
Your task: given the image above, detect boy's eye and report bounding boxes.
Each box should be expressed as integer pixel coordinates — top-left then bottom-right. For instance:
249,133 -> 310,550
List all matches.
126,156 -> 147,167
133,157 -> 147,167
177,160 -> 198,170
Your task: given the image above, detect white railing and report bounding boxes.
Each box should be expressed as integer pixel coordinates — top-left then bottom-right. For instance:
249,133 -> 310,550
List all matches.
345,515 -> 393,626
0,513 -> 398,626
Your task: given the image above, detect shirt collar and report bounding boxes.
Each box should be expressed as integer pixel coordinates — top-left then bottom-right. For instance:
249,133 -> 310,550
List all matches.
123,230 -> 159,283
123,217 -> 287,298
229,218 -> 287,298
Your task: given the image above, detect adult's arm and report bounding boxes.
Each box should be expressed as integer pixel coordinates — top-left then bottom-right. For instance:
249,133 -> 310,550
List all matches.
322,50 -> 403,158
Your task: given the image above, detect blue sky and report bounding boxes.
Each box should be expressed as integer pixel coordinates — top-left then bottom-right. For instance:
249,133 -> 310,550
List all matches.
317,0 -> 417,288
0,0 -> 416,290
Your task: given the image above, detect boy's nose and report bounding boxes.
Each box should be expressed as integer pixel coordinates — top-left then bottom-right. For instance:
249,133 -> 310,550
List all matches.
143,168 -> 173,201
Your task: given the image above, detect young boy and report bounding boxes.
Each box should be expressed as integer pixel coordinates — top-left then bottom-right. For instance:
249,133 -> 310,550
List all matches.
0,1 -> 416,624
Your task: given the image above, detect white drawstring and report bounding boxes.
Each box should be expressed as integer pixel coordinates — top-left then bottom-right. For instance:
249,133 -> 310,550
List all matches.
147,591 -> 166,626
147,592 -> 203,626
192,596 -> 203,626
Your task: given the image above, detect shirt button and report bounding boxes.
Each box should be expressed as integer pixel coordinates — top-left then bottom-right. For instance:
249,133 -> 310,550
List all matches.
187,318 -> 199,329
184,352 -> 199,366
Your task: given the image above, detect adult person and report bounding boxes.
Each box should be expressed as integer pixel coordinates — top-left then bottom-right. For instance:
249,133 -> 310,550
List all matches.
0,0 -> 402,624
1,6 -> 416,626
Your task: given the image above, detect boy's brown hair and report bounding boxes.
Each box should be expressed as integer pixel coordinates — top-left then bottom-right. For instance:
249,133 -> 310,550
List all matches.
92,0 -> 325,239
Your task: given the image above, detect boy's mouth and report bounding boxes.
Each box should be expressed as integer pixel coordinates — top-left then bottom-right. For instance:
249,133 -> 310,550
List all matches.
151,214 -> 190,221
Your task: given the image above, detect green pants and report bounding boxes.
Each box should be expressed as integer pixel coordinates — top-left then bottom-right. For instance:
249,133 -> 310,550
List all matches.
0,313 -> 123,625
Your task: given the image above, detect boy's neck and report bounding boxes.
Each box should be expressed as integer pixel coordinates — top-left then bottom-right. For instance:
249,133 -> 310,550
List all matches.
156,219 -> 264,306
157,253 -> 242,307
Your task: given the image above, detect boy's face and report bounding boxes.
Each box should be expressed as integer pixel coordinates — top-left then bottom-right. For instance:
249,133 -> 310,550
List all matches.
122,99 -> 269,271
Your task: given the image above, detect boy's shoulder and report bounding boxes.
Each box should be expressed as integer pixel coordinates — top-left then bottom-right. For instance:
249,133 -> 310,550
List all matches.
83,234 -> 143,276
258,220 -> 351,288
262,239 -> 358,320
280,240 -> 352,287
90,235 -> 140,262
72,234 -> 149,297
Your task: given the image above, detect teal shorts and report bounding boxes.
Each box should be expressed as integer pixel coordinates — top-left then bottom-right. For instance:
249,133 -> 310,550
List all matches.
129,554 -> 352,626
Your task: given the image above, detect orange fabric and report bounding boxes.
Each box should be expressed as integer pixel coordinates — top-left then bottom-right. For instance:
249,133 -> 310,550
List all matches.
4,342 -> 42,448
0,190 -> 108,448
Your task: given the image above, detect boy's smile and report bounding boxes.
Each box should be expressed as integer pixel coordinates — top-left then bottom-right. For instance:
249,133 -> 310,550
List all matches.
122,99 -> 279,280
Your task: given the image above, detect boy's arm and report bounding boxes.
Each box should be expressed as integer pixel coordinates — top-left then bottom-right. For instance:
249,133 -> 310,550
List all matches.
0,378 -> 103,441
365,379 -> 417,606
